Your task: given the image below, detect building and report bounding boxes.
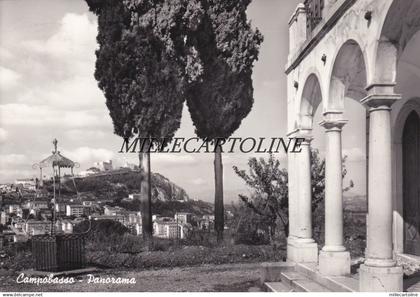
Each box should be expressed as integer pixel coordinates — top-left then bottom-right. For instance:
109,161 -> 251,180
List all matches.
127,193 -> 141,200
55,203 -> 66,213
2,229 -> 16,245
66,204 -> 85,217
56,220 -> 73,234
153,218 -> 185,239
121,161 -> 138,170
27,200 -> 49,211
127,223 -> 142,236
202,214 -> 215,221
277,0 -> 420,292
0,184 -> 14,193
174,212 -> 192,225
103,205 -> 127,217
82,200 -> 96,207
7,204 -> 22,215
128,211 -> 142,224
1,211 -> 9,225
11,217 -> 25,230
78,168 -> 99,177
14,178 -> 36,191
93,160 -> 113,172
24,220 -> 52,236
90,214 -> 126,225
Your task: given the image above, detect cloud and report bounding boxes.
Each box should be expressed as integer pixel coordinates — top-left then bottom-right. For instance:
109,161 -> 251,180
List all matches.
342,147 -> 365,162
18,75 -> 105,110
23,13 -> 97,69
66,129 -> 107,142
0,104 -> 110,129
191,178 -> 207,186
0,128 -> 8,144
0,47 -> 13,60
0,154 -> 28,167
62,147 -> 114,164
0,66 -> 21,90
0,169 -> 34,182
152,154 -> 197,166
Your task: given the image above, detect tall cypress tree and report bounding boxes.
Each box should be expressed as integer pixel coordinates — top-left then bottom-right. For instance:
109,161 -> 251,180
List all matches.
185,0 -> 263,243
85,0 -> 203,244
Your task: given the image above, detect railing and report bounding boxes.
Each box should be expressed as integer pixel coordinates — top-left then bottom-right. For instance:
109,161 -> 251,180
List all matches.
304,0 -> 324,35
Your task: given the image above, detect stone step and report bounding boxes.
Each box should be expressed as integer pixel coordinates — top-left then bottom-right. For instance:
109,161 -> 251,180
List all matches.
260,261 -> 296,283
280,271 -> 307,287
292,279 -> 332,292
296,263 -> 359,292
263,282 -> 294,292
273,270 -> 331,292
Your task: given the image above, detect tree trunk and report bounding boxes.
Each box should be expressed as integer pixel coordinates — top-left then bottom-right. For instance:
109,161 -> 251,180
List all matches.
214,146 -> 224,244
139,141 -> 153,248
284,221 -> 289,238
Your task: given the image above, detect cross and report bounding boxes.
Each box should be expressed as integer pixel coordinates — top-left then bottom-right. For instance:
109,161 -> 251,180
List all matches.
53,138 -> 58,153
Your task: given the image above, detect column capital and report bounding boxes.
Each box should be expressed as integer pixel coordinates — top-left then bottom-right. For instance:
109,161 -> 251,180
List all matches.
320,110 -> 347,130
362,83 -> 402,109
319,119 -> 347,131
361,93 -> 402,109
296,129 -> 313,144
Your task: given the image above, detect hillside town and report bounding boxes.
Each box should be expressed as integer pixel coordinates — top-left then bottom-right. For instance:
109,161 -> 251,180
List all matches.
0,162 -> 216,251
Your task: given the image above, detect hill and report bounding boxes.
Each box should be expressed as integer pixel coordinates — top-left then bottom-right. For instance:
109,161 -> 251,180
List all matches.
55,169 -> 190,202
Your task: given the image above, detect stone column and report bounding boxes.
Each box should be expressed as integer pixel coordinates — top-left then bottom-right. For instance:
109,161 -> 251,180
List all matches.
319,113 -> 350,276
359,87 -> 403,291
286,139 -> 298,261
288,131 -> 318,263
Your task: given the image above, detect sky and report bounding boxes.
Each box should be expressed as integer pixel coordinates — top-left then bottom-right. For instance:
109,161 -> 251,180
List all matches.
0,0 -> 368,202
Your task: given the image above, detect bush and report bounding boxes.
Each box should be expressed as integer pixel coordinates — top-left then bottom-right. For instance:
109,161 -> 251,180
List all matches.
86,244 -> 286,269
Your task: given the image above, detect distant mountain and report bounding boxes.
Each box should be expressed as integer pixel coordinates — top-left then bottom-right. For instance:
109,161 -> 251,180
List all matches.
58,169 -> 190,202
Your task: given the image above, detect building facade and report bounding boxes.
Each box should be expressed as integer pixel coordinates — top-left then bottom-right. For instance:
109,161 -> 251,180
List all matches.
66,205 -> 85,217
175,212 -> 192,225
286,0 -> 420,292
14,178 -> 36,191
25,220 -> 52,236
93,160 -> 113,172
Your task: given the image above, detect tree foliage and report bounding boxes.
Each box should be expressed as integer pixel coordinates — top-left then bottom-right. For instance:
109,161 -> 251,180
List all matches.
183,0 -> 263,243
233,150 -> 354,243
85,0 -> 203,140
233,154 -> 288,239
85,0 -> 263,244
185,0 -> 263,139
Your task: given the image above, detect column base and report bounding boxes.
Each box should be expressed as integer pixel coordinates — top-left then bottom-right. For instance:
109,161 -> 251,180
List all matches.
287,239 -> 318,263
286,236 -> 296,262
359,264 -> 403,292
319,250 -> 350,276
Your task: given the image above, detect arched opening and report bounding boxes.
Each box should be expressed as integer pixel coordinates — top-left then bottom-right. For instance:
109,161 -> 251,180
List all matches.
328,39 -> 367,110
380,0 -> 420,56
298,73 -> 322,130
382,0 -> 420,255
402,111 -> 420,255
321,39 -> 368,257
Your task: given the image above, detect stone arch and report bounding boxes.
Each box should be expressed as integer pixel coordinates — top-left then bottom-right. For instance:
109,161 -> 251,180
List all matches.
394,98 -> 420,143
392,98 -> 420,254
374,0 -> 420,85
297,72 -> 323,130
327,39 -> 368,111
